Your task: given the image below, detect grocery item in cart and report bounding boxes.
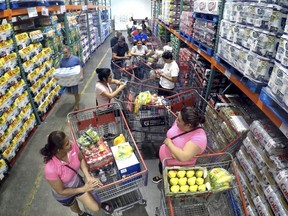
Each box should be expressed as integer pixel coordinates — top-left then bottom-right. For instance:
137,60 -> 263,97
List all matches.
164,166 -> 211,196
113,134 -> 126,146
111,142 -> 140,181
208,168 -> 234,191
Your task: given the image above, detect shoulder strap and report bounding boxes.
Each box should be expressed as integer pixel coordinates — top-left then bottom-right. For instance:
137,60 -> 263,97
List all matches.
171,127 -> 201,140
65,164 -> 85,183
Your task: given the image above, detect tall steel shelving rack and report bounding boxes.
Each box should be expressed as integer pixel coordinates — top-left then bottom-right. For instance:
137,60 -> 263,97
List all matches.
0,2 -> 111,180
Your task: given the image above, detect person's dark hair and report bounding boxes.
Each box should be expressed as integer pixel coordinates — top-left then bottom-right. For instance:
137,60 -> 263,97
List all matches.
118,36 -> 126,43
162,51 -> 173,60
96,68 -> 111,81
40,131 -> 66,163
131,17 -> 134,21
181,107 -> 205,129
115,31 -> 122,38
133,20 -> 137,25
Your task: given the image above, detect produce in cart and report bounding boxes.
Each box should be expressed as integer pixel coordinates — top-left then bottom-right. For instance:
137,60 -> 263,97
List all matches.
164,166 -> 211,196
208,167 -> 234,191
76,128 -> 113,171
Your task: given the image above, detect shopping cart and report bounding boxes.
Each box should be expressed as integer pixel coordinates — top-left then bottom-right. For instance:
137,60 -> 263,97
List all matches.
156,152 -> 247,216
67,103 -> 148,215
116,89 -> 199,158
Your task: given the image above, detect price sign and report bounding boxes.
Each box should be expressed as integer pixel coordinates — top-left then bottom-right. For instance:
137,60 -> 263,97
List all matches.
224,70 -> 231,79
60,5 -> 66,14
82,5 -> 87,11
27,7 -> 38,18
280,123 -> 288,138
41,7 -> 49,16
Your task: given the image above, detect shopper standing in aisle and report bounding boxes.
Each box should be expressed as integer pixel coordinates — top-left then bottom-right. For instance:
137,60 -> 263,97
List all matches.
126,17 -> 134,37
60,46 -> 84,111
152,107 -> 207,184
111,36 -> 130,79
95,68 -> 126,107
40,131 -> 113,216
155,51 -> 179,97
130,39 -> 151,79
110,31 -> 122,48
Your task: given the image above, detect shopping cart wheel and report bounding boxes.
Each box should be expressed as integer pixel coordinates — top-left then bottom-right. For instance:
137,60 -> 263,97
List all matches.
139,199 -> 147,206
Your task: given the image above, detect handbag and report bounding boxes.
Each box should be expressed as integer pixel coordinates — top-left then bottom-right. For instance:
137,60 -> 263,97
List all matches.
64,165 -> 101,204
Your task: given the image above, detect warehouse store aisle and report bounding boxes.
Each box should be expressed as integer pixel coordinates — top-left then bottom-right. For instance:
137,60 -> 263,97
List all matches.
0,33 -> 161,216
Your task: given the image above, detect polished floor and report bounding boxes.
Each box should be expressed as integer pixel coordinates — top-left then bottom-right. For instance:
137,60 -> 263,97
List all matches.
0,33 -> 163,216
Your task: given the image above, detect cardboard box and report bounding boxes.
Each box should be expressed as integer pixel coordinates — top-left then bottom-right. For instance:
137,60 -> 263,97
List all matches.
54,65 -> 81,87
111,143 -> 140,181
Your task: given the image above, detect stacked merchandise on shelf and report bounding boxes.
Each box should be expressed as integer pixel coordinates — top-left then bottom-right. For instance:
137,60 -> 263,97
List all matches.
0,0 -> 6,10
192,0 -> 220,56
65,14 -> 83,62
77,13 -> 91,63
235,120 -> 288,215
204,94 -> 259,153
100,10 -> 111,43
176,48 -> 193,90
0,23 -> 37,165
170,34 -> 180,59
262,18 -> 288,124
16,30 -> 60,119
0,158 -> 8,180
160,0 -> 194,29
88,11 -> 99,53
45,0 -> 65,6
189,50 -> 229,96
92,10 -> 102,48
158,24 -> 170,43
35,15 -> 63,68
9,0 -> 46,9
217,1 -> 287,87
179,11 -> 194,40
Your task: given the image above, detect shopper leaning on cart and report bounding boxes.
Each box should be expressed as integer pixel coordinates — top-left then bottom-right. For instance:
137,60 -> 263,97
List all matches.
152,107 -> 207,184
60,46 -> 84,111
40,131 -> 113,216
111,36 -> 131,79
155,51 -> 179,97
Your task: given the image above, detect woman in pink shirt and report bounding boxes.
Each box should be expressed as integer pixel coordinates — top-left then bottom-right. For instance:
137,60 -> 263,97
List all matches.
95,68 -> 126,108
40,131 -> 113,216
152,107 -> 207,184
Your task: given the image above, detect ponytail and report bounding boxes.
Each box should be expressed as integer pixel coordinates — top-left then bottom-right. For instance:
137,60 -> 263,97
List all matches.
40,131 -> 66,163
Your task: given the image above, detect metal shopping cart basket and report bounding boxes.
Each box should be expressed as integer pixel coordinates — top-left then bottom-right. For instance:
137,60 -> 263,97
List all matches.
155,152 -> 247,216
67,103 -> 148,215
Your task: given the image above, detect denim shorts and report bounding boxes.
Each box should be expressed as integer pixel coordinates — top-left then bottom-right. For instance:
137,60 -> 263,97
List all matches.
56,192 -> 84,206
53,179 -> 84,207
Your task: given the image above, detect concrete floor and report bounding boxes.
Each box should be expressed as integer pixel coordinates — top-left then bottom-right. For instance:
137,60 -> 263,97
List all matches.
0,33 -> 162,216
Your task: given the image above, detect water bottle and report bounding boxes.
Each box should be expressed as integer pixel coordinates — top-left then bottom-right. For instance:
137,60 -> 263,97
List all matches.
99,169 -> 107,183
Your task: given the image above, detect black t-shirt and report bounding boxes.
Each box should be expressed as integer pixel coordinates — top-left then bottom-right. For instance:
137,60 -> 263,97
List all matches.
112,43 -> 129,58
110,37 -> 118,48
